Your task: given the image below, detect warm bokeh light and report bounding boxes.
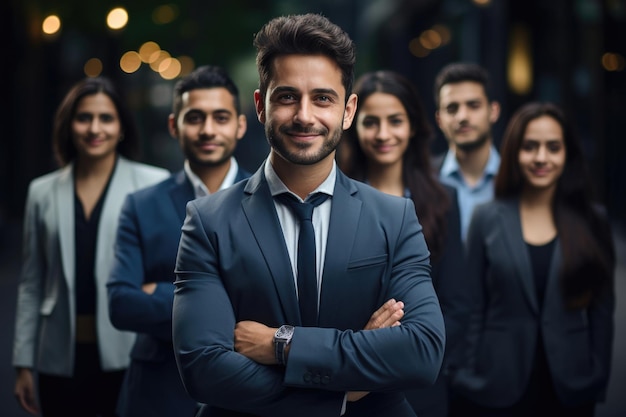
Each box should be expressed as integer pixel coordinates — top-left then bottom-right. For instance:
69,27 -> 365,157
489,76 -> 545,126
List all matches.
84,58 -> 103,77
153,4 -> 179,24
420,29 -> 442,50
120,51 -> 142,73
42,15 -> 61,35
107,8 -> 129,30
507,24 -> 533,95
472,0 -> 492,6
149,50 -> 171,71
159,57 -> 182,80
177,55 -> 195,77
602,52 -> 625,71
139,41 -> 161,63
409,38 -> 429,58
432,24 -> 451,45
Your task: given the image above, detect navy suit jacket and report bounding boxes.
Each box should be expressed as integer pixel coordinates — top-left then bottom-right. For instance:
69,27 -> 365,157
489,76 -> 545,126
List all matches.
452,198 -> 615,408
107,167 -> 251,417
172,164 -> 446,417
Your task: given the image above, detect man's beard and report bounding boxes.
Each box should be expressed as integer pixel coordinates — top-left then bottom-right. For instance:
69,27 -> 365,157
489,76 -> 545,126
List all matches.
266,122 -> 342,165
185,142 -> 232,167
455,130 -> 490,153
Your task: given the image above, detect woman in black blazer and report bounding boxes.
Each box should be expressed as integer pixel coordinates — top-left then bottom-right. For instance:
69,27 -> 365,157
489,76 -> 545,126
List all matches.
452,102 -> 615,417
339,70 -> 466,417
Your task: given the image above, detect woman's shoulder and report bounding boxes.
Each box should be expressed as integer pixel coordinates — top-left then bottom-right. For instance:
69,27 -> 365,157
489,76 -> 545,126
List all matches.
120,157 -> 170,179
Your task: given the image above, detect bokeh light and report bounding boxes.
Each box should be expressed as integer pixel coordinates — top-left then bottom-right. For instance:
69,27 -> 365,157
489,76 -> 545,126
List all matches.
107,8 -> 129,30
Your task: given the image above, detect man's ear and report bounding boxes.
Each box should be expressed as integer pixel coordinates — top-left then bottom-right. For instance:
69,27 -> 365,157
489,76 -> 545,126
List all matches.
254,90 -> 265,124
489,101 -> 501,124
342,93 -> 358,130
167,114 -> 177,138
236,114 -> 247,140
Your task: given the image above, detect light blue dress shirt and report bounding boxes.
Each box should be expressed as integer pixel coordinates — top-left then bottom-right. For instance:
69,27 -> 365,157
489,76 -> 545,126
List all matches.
439,145 -> 500,241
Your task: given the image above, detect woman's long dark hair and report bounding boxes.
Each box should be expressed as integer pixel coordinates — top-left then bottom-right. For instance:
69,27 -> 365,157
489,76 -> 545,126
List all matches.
341,70 -> 450,261
495,101 -> 615,308
52,76 -> 140,167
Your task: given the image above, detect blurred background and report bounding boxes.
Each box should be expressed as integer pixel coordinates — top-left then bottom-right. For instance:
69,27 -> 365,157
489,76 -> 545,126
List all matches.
1,0 -> 624,416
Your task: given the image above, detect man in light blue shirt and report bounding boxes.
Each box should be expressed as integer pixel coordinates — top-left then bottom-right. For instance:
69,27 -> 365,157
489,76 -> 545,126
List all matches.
433,62 -> 502,241
439,144 -> 500,241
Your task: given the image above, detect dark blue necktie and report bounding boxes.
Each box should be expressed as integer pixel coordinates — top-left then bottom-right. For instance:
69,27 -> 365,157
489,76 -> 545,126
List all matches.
276,192 -> 330,326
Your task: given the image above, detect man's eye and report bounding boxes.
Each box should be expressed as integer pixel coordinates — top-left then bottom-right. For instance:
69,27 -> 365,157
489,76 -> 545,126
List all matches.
185,114 -> 203,124
278,94 -> 296,101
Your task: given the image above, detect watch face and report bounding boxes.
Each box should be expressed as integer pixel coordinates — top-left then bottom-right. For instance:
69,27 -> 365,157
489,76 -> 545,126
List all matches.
275,325 -> 294,340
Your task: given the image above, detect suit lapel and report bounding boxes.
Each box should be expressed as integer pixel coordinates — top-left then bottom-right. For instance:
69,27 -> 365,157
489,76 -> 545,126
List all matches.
318,173 -> 360,324
242,169 -> 301,324
57,165 -> 75,291
543,239 -> 562,308
499,200 -> 539,314
169,171 -> 194,223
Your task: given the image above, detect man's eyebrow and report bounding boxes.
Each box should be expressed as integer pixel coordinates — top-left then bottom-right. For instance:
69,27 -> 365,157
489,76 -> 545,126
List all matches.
311,88 -> 339,98
271,86 -> 298,95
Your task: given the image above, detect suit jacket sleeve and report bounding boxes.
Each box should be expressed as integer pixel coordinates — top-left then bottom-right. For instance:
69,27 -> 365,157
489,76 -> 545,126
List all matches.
13,179 -> 46,368
107,192 -> 175,341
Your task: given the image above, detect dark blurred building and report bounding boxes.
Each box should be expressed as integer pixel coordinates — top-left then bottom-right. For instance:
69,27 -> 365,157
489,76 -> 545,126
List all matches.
2,0 -> 625,229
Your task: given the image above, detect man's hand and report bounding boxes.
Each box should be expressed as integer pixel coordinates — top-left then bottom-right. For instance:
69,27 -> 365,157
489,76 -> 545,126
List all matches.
14,367 -> 39,415
142,282 -> 157,294
348,298 -> 404,402
363,298 -> 404,330
234,321 -> 277,365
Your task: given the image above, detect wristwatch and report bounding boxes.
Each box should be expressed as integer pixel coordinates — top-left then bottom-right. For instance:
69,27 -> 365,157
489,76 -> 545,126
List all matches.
273,325 -> 294,365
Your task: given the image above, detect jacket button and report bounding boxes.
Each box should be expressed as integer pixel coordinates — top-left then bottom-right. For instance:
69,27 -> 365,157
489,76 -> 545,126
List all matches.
303,372 -> 312,383
321,375 -> 330,385
313,373 -> 321,384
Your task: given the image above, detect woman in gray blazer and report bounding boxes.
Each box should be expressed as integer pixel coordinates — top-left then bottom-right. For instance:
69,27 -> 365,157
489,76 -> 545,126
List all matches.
451,102 -> 615,417
12,77 -> 169,416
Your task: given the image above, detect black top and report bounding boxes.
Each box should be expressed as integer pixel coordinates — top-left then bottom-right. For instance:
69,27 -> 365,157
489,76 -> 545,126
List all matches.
526,237 -> 556,307
74,166 -> 115,315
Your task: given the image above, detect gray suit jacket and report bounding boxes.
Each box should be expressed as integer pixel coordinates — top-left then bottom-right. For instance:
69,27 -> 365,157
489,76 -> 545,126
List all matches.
172,165 -> 446,417
452,198 -> 614,407
13,157 -> 169,376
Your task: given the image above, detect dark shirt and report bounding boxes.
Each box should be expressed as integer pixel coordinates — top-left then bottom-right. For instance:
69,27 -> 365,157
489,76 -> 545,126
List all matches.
526,237 -> 556,308
74,167 -> 114,315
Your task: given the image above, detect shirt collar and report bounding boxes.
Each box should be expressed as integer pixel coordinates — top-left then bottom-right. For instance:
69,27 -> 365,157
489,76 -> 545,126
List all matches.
440,144 -> 500,179
184,157 -> 239,198
264,157 -> 336,201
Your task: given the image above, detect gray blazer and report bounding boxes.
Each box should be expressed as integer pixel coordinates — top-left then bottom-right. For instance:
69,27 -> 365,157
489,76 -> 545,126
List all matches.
12,157 -> 169,376
452,198 -> 614,407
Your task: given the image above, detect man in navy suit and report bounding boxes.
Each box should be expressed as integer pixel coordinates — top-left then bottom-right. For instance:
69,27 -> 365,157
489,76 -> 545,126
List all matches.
107,65 -> 251,417
172,14 -> 445,417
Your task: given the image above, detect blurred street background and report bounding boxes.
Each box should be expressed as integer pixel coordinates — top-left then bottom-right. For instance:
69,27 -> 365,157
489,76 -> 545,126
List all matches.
1,0 -> 624,415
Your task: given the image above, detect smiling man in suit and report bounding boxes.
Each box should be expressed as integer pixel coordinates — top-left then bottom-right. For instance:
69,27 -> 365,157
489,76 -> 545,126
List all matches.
172,13 -> 445,417
107,65 -> 251,417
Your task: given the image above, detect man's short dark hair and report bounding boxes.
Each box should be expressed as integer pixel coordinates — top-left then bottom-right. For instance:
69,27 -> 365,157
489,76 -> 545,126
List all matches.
433,62 -> 493,108
172,65 -> 241,120
253,13 -> 356,102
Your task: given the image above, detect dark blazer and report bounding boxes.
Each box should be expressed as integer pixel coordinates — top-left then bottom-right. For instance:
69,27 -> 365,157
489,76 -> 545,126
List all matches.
404,184 -> 467,417
451,198 -> 614,408
107,167 -> 251,417
172,164 -> 446,417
